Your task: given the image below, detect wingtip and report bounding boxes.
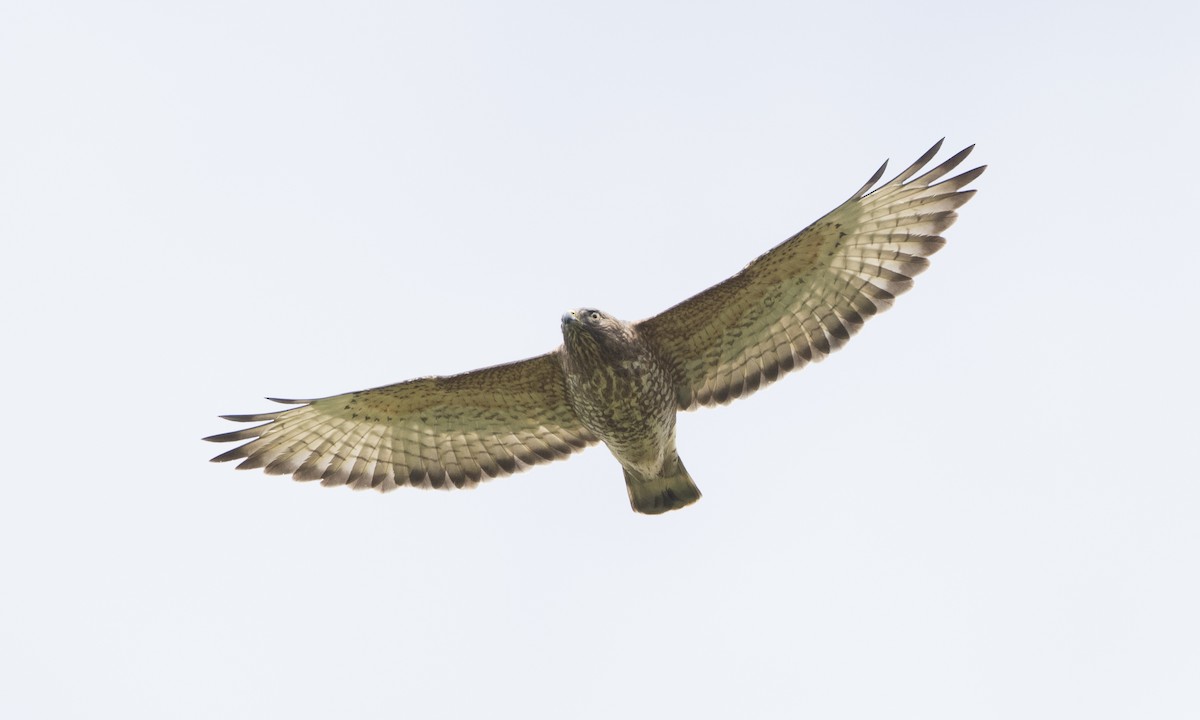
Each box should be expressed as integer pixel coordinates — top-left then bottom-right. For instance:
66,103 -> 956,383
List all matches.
894,139 -> 947,184
946,143 -> 975,163
210,447 -> 249,463
854,160 -> 889,198
217,410 -> 283,423
919,138 -> 945,165
898,142 -> 982,188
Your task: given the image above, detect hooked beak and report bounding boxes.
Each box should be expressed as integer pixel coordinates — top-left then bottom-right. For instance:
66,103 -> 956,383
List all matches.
561,309 -> 578,326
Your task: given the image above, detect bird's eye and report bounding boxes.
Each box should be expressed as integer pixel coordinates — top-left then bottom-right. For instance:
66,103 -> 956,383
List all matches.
590,312 -> 601,321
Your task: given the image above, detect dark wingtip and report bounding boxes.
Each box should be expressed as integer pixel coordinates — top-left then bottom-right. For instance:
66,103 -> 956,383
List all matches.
932,164 -> 987,193
904,143 -> 983,187
266,397 -> 309,405
888,139 -> 947,186
204,424 -> 269,443
915,138 -> 946,168
210,447 -> 249,463
218,412 -> 281,423
941,143 -> 975,168
854,160 -> 889,198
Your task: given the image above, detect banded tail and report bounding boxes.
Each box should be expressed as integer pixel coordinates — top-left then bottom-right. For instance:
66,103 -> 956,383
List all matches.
623,454 -> 701,515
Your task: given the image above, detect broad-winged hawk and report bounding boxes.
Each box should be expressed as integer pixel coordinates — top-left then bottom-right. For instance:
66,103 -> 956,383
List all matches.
206,141 -> 984,514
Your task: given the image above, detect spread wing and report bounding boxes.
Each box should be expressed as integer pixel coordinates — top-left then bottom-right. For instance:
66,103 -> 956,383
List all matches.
636,140 -> 985,409
204,352 -> 598,491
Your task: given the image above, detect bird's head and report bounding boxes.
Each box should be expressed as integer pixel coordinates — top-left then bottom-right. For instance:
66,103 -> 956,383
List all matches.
561,308 -> 631,353
561,307 -> 608,331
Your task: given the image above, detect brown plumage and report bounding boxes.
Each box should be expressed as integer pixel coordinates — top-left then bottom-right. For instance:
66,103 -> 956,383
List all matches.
205,140 -> 985,514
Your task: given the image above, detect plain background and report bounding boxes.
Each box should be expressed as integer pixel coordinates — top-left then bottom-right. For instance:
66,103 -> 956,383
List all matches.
2,1 -> 1198,717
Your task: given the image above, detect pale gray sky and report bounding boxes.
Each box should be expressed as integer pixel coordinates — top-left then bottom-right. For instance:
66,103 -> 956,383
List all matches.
2,1 -> 1198,718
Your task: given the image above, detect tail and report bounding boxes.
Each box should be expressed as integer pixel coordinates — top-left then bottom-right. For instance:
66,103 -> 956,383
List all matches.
623,454 -> 702,515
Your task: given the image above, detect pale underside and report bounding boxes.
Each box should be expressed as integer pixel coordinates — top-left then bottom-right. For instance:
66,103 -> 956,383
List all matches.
208,353 -> 597,490
206,140 -> 984,493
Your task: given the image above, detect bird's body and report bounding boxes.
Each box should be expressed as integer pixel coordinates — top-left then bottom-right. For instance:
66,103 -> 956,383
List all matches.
206,141 -> 985,514
561,311 -> 674,472
559,309 -> 698,512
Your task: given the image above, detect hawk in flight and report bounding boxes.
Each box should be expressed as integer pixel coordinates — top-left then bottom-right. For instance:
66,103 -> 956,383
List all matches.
206,141 -> 984,514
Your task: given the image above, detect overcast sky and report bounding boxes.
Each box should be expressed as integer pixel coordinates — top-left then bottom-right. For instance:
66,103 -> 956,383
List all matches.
2,1 -> 1198,718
